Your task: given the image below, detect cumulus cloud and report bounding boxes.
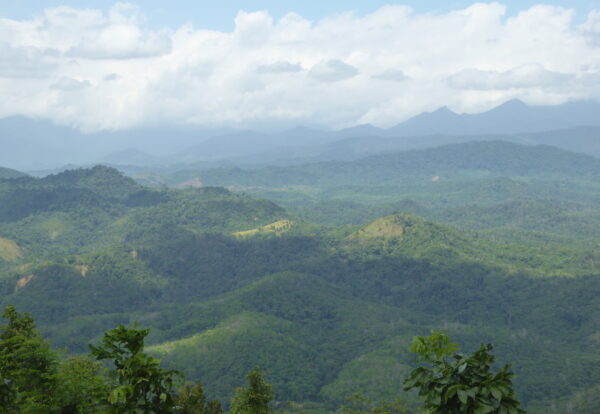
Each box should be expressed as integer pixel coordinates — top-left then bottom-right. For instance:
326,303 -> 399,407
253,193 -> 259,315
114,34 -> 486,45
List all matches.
257,61 -> 302,73
50,77 -> 91,91
308,60 -> 359,82
447,64 -> 575,90
0,3 -> 600,130
582,10 -> 600,46
373,69 -> 409,82
64,4 -> 171,59
66,30 -> 171,59
103,73 -> 120,81
0,45 -> 56,78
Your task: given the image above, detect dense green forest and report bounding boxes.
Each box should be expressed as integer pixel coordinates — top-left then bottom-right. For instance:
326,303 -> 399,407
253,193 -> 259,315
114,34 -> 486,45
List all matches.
139,141 -> 600,249
0,305 -> 523,413
1,150 -> 600,413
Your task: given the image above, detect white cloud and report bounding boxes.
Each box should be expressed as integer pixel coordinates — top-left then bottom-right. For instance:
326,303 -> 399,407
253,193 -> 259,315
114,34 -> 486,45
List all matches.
257,61 -> 302,73
582,10 -> 600,46
64,4 -> 171,59
373,69 -> 409,82
50,77 -> 91,91
308,59 -> 359,82
0,45 -> 56,78
66,27 -> 171,59
447,64 -> 575,90
0,3 -> 599,130
103,73 -> 120,81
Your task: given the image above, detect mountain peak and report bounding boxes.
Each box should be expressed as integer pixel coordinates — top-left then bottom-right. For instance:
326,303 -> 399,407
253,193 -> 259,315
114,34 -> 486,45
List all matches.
338,123 -> 382,137
490,98 -> 528,112
502,98 -> 527,107
386,99 -> 600,137
432,106 -> 455,114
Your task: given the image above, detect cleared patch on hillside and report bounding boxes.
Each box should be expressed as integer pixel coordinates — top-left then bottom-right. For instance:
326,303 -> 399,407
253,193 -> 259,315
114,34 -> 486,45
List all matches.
233,219 -> 294,238
180,177 -> 203,188
76,265 -> 89,277
16,274 -> 35,290
0,237 -> 22,261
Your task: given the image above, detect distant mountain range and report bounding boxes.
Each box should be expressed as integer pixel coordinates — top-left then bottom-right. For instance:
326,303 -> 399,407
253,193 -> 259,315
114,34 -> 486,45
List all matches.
384,99 -> 600,137
153,140 -> 600,189
2,99 -> 600,171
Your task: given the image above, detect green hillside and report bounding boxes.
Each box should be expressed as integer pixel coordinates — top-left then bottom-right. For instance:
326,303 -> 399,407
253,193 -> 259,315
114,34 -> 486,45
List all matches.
3,165 -> 600,412
147,141 -> 600,251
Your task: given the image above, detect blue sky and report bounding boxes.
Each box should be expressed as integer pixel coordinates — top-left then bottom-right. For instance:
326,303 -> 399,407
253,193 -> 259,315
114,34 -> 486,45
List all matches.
1,1 -> 597,30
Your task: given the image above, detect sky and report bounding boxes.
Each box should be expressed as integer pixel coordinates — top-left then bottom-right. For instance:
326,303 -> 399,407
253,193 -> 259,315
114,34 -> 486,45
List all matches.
1,1 -> 598,30
1,1 -> 600,131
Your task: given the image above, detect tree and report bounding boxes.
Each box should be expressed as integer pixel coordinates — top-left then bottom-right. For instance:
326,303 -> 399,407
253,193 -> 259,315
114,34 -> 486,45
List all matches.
206,399 -> 224,414
0,375 -> 15,414
54,356 -> 110,413
0,304 -> 58,412
177,382 -> 207,414
404,331 -> 526,414
89,324 -> 180,413
338,393 -> 409,414
230,366 -> 274,414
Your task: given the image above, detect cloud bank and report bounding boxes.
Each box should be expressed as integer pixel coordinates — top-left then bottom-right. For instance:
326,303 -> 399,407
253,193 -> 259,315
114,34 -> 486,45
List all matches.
1,2 -> 599,131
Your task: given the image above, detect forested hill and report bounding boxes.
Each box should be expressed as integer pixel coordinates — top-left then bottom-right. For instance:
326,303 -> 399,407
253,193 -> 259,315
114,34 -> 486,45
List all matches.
158,141 -> 600,188
2,166 -> 600,413
0,165 -> 27,179
0,166 -> 288,259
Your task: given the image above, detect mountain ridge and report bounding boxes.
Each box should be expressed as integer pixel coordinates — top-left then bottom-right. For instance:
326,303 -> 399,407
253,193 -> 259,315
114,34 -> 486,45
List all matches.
4,99 -> 600,171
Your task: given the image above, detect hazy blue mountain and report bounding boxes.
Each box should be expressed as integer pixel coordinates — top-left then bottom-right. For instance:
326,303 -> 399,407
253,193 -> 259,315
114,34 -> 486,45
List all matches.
386,99 -> 600,136
154,141 -> 600,190
3,99 -> 600,171
168,100 -> 600,167
302,126 -> 600,161
0,166 -> 27,179
172,128 -> 348,164
336,123 -> 384,138
100,148 -> 163,166
173,131 -> 278,162
515,126 -> 600,157
0,116 -> 234,170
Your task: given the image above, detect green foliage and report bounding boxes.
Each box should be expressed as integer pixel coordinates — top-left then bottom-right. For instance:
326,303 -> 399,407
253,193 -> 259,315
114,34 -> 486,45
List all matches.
175,382 -> 224,414
0,373 -> 15,414
0,304 -> 58,412
409,331 -> 459,363
176,382 -> 206,414
337,394 -> 409,414
404,332 -> 525,414
206,399 -> 224,414
89,324 -> 180,413
54,356 -> 110,413
230,367 -> 275,414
